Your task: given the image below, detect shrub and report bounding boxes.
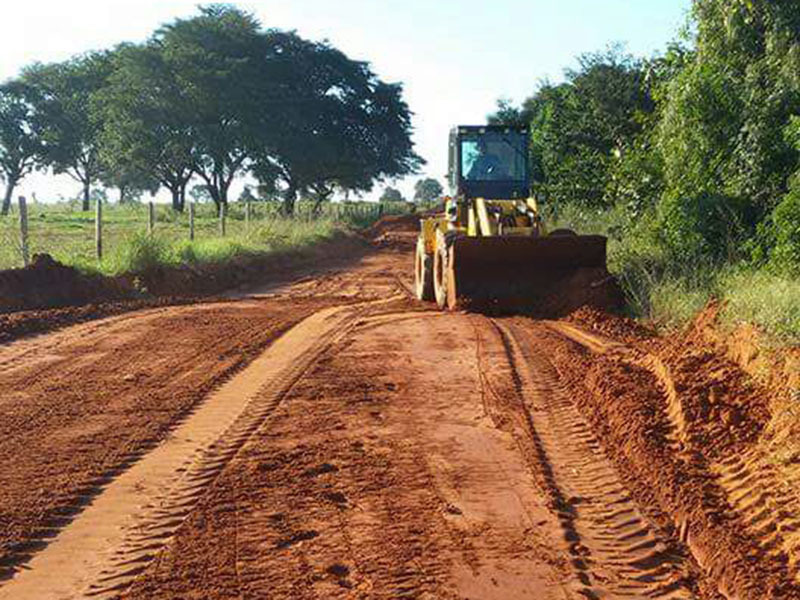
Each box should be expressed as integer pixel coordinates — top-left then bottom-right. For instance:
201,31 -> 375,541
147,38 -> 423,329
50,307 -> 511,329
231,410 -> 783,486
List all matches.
107,232 -> 175,274
657,192 -> 754,264
767,188 -> 800,275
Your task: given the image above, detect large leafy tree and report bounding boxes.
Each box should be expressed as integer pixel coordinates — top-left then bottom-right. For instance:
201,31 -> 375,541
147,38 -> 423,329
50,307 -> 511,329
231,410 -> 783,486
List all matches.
153,5 -> 270,210
22,52 -> 113,211
0,81 -> 44,215
492,46 -> 654,208
659,0 -> 800,215
254,32 -> 422,215
98,43 -> 194,210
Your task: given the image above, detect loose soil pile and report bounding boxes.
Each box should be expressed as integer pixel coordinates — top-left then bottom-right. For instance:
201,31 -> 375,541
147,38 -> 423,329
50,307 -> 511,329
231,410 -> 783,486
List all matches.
0,234 -> 369,316
0,234 -> 371,342
0,254 -> 133,313
548,307 -> 800,599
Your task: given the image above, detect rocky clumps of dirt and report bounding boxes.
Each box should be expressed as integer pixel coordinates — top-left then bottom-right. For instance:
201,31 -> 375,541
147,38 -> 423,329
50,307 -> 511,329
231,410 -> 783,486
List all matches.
566,305 -> 656,342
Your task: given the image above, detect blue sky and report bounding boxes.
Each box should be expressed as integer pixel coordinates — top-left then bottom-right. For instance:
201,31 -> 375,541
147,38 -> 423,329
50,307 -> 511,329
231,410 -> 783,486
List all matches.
1,0 -> 692,203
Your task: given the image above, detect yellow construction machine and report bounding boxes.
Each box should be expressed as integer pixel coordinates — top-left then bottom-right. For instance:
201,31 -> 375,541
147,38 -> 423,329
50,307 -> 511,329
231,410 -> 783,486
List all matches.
414,125 -> 608,312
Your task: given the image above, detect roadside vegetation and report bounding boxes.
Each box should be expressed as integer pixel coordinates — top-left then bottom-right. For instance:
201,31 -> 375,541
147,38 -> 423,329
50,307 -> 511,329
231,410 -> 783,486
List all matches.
0,200 -> 408,276
496,0 -> 800,342
0,4 -> 424,280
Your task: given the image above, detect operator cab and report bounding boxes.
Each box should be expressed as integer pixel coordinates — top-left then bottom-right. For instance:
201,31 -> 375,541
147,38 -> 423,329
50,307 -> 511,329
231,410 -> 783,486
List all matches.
448,125 -> 530,200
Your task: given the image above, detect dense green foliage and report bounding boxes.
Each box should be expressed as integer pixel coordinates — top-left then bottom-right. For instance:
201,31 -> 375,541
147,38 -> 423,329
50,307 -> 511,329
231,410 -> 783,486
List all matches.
0,5 -> 422,216
495,0 -> 800,339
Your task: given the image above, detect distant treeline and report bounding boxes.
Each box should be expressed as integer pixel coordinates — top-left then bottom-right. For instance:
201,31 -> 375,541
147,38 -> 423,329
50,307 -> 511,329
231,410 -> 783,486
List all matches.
0,4 -> 423,216
492,0 -> 800,284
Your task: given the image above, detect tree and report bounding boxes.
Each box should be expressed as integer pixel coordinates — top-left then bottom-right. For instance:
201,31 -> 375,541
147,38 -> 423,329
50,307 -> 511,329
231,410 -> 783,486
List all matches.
22,52 -> 113,211
99,163 -> 158,204
659,0 -> 800,217
98,43 -> 195,211
0,81 -> 44,216
380,186 -> 404,203
413,177 -> 443,204
254,32 -> 422,215
488,98 -> 528,127
153,6 -> 270,210
501,46 -> 655,208
238,185 -> 257,203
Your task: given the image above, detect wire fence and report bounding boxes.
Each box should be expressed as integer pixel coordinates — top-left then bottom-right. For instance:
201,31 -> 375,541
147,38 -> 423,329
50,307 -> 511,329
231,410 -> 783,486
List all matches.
0,198 -> 412,272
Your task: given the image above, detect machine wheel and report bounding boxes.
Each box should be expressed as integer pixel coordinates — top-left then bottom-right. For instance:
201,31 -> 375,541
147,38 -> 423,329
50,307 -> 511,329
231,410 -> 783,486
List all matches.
414,237 -> 434,301
549,228 -> 578,237
433,231 -> 450,310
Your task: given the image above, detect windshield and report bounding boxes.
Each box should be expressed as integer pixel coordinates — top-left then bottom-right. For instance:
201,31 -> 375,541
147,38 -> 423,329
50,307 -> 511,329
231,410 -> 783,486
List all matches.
461,133 -> 527,182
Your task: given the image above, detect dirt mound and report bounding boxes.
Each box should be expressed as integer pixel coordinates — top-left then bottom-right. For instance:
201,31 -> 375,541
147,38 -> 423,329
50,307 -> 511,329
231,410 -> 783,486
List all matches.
0,254 -> 134,313
566,305 -> 655,342
547,305 -> 800,599
364,213 -> 421,238
0,235 -> 370,323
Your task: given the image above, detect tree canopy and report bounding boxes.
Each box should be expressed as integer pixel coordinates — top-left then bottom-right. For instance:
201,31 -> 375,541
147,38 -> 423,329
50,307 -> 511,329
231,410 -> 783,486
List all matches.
493,0 -> 800,274
0,5 -> 422,214
21,52 -> 113,211
379,186 -> 405,203
413,177 -> 443,205
0,81 -> 44,215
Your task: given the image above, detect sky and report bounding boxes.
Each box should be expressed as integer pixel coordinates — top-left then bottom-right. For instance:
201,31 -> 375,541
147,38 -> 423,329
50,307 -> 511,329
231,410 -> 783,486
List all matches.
0,0 -> 692,204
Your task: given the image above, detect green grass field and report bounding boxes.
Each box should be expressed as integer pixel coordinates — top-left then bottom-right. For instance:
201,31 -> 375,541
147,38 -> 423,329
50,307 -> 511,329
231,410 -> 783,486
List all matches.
0,200 -> 408,276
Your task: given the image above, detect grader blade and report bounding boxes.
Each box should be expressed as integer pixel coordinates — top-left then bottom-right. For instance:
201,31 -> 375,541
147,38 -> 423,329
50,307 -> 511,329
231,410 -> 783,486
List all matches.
445,235 -> 611,314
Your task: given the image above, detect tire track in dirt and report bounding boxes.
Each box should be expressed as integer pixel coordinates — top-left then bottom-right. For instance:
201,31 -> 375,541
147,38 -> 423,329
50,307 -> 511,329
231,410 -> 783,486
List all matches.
487,318 -> 697,599
121,310 -> 570,599
544,317 -> 800,598
714,450 -> 800,583
0,300 -> 400,600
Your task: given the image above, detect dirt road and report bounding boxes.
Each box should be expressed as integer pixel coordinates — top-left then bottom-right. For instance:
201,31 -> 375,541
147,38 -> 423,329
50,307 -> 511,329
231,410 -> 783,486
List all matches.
0,222 -> 799,599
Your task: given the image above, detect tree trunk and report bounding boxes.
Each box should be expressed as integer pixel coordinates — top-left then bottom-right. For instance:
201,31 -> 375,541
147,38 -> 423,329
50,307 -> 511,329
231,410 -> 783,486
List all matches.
2,179 -> 16,216
282,182 -> 297,216
118,184 -> 127,205
178,183 -> 187,212
170,188 -> 182,212
82,182 -> 91,211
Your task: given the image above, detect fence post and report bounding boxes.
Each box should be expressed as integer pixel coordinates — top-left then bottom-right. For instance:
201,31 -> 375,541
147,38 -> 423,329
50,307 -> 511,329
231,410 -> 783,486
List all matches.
95,197 -> 103,261
18,196 -> 29,267
245,199 -> 251,233
148,201 -> 155,234
189,202 -> 195,241
219,203 -> 226,237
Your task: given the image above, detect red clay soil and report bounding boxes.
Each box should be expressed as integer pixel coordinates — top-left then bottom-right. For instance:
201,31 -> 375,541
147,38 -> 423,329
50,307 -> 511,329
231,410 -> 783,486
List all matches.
3,213 -> 800,599
545,309 -> 800,599
0,296 -> 334,579
0,254 -> 134,313
0,233 -> 370,316
566,304 -> 656,342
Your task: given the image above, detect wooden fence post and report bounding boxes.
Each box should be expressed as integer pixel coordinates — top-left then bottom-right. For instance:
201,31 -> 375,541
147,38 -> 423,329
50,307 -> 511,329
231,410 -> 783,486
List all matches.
95,197 -> 103,261
189,202 -> 195,241
18,196 -> 29,267
148,201 -> 155,234
219,203 -> 226,237
245,199 -> 251,232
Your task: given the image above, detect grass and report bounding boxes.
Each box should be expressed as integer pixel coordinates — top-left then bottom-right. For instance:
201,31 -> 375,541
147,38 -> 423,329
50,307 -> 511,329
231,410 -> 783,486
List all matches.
544,202 -> 800,344
0,199 -> 408,276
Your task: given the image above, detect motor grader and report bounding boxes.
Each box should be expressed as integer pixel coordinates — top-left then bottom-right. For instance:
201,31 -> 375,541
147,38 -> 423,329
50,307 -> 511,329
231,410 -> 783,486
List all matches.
414,125 -> 608,312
